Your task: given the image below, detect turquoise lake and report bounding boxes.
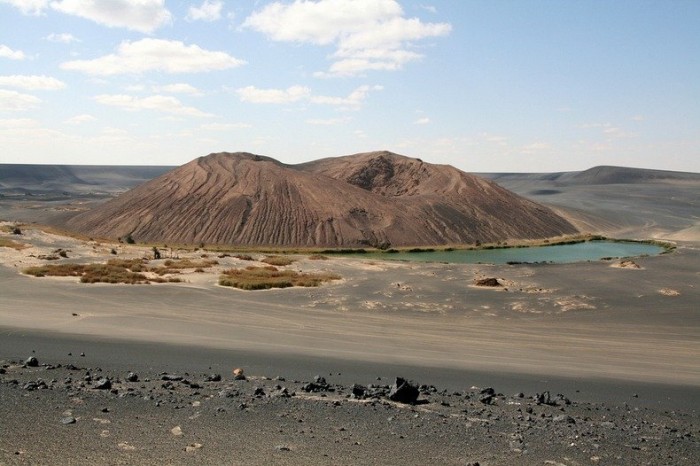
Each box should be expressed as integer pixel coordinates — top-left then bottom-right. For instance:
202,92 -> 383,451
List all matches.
348,241 -> 666,265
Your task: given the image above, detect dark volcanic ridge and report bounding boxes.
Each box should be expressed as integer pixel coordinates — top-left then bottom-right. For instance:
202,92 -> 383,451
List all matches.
64,151 -> 577,248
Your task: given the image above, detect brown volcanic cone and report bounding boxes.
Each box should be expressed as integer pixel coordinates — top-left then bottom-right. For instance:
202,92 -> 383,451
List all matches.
65,151 -> 577,247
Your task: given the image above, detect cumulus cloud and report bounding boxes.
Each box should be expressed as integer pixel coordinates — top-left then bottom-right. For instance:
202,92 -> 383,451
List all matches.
0,0 -> 48,15
50,0 -> 171,33
65,113 -> 96,124
200,122 -> 252,130
46,33 -> 80,43
310,85 -> 383,109
243,0 -> 451,77
0,44 -> 26,60
236,84 -> 381,109
520,142 -> 552,154
61,39 -> 245,75
306,117 -> 350,126
186,0 -> 222,22
579,122 -> 635,139
94,94 -> 213,117
152,83 -> 203,95
236,85 -> 311,104
0,118 -> 40,128
0,89 -> 42,111
0,75 -> 66,90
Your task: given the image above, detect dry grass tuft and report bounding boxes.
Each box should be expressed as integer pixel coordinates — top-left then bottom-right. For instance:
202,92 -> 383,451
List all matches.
150,258 -> 218,275
261,255 -> 296,266
0,237 -> 28,250
219,266 -> 340,290
23,259 -> 180,285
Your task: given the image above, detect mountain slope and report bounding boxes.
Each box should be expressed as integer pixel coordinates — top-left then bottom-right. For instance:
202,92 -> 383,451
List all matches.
64,151 -> 578,247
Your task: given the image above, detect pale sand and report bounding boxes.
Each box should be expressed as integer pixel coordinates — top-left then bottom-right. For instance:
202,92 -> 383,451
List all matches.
2,225 -> 699,388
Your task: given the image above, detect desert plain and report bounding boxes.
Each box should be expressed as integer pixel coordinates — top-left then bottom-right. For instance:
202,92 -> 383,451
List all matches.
1,163 -> 699,465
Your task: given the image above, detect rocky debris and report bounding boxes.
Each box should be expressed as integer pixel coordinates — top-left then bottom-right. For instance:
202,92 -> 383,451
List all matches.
479,387 -> 496,405
126,372 -> 139,382
475,277 -> 502,287
534,391 -> 570,406
301,375 -> 333,393
618,259 -> 641,269
232,368 -> 246,380
94,378 -> 112,390
205,374 -> 221,382
553,414 -> 576,424
23,380 -> 48,391
352,384 -> 367,399
2,357 -> 699,465
185,443 -> 203,452
388,377 -> 419,404
25,356 -> 39,367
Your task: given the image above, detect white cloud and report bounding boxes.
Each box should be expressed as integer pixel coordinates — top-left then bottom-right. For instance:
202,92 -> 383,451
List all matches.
521,142 -> 552,154
65,113 -> 96,124
94,94 -> 213,117
0,75 -> 66,90
0,0 -> 48,15
306,117 -> 349,126
236,84 -> 380,109
579,122 -> 635,139
50,0 -> 172,33
152,83 -> 203,96
236,85 -> 311,104
414,117 -> 430,125
200,122 -> 252,130
186,0 -> 222,22
0,118 -> 40,128
0,44 -> 26,60
61,38 -> 245,75
244,0 -> 451,77
46,33 -> 80,43
0,89 -> 42,111
310,85 -> 383,109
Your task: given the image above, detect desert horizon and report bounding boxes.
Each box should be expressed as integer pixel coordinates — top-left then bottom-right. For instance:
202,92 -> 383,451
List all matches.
2,154 -> 699,464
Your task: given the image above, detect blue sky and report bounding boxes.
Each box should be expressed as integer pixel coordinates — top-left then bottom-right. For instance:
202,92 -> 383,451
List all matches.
1,0 -> 698,172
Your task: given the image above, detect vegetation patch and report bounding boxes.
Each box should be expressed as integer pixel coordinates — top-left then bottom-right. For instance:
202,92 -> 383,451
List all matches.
23,259 -> 182,284
261,255 -> 296,266
0,237 -> 28,250
308,254 -> 328,260
219,266 -> 340,290
150,258 -> 218,275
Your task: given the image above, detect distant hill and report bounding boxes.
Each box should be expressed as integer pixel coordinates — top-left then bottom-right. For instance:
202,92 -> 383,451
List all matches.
483,165 -> 700,185
0,164 -> 171,194
0,165 -> 87,191
64,151 -> 578,248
